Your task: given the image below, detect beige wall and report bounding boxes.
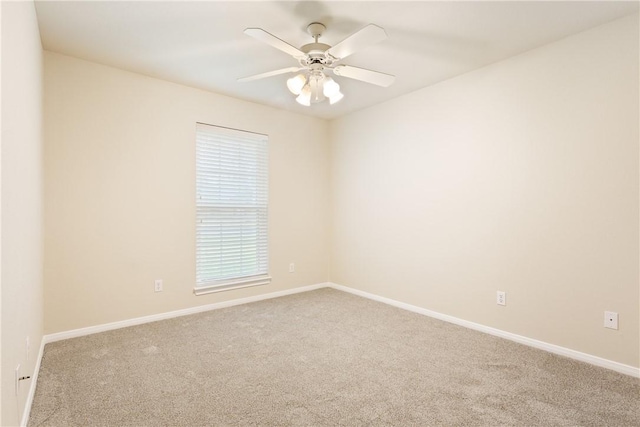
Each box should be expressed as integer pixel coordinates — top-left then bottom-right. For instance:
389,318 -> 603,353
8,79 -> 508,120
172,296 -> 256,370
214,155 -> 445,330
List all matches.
1,1 -> 44,425
44,52 -> 330,334
329,15 -> 639,367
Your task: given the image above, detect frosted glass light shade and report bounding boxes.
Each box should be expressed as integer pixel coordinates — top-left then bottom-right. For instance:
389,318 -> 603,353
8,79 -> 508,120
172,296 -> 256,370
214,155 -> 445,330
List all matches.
296,84 -> 311,106
323,77 -> 340,98
329,90 -> 344,105
287,74 -> 306,95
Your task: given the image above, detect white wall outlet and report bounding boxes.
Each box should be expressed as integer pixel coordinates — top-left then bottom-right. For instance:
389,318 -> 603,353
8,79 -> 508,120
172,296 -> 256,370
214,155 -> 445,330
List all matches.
26,336 -> 30,361
15,364 -> 20,396
154,279 -> 163,292
497,291 -> 506,306
604,311 -> 618,330
289,263 -> 295,273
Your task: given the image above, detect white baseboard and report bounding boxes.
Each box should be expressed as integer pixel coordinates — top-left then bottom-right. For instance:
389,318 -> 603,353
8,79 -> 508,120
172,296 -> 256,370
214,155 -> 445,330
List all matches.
44,282 -> 329,344
21,337 -> 46,427
328,282 -> 640,378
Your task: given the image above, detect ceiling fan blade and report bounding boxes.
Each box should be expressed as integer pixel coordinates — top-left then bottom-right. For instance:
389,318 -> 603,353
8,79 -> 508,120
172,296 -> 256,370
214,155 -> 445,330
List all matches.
237,67 -> 302,83
332,65 -> 395,87
244,28 -> 305,58
327,24 -> 388,60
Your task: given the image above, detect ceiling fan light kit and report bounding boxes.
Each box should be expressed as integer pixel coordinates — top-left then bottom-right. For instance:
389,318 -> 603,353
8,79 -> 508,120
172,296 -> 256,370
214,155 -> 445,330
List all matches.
289,73 -> 344,106
239,22 -> 395,107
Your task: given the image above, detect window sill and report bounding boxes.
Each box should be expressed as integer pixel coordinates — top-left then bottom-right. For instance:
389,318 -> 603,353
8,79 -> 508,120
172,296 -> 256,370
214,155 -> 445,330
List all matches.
193,275 -> 271,296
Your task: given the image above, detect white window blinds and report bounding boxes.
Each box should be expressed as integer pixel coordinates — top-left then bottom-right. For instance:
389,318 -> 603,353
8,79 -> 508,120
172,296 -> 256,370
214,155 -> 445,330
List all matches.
195,123 -> 270,295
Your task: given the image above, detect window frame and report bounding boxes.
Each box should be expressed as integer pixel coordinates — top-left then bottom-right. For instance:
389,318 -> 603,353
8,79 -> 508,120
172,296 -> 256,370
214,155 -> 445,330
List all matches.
194,122 -> 270,295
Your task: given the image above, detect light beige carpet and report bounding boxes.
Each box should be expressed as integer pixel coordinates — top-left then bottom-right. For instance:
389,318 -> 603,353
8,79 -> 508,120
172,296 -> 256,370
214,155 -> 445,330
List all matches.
29,288 -> 639,426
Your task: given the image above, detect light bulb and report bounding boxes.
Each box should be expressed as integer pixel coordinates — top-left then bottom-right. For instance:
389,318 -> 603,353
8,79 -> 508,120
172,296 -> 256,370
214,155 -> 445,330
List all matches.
310,75 -> 325,103
323,77 -> 340,98
329,91 -> 344,105
287,74 -> 306,95
296,84 -> 311,106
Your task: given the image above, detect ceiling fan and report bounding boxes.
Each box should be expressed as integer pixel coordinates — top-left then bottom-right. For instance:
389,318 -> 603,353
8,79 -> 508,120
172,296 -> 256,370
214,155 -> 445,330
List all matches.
238,22 -> 395,106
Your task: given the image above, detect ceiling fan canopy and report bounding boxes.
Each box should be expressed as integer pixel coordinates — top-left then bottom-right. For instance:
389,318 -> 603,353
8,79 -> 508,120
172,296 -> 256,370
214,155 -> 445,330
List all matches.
238,22 -> 395,106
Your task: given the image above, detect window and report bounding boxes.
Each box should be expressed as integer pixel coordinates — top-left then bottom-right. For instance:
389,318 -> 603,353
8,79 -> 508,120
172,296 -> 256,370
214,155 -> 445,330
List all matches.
195,123 -> 269,295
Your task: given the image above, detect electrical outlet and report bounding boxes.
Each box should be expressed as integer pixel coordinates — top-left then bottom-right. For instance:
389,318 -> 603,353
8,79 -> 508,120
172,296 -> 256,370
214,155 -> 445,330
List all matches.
15,364 -> 20,396
154,279 -> 163,292
289,263 -> 295,273
497,291 -> 506,306
604,311 -> 618,330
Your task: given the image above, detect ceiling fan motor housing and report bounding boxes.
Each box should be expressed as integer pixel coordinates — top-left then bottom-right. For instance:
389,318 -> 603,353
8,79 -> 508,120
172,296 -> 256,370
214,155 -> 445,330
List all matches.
300,52 -> 333,69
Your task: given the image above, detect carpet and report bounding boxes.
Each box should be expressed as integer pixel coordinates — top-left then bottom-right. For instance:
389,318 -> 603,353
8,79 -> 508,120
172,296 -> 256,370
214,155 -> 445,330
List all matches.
28,288 -> 640,426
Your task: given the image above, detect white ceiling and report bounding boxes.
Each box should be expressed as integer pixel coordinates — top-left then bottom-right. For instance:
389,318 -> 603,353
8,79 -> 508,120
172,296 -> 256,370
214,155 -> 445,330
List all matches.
35,1 -> 638,120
